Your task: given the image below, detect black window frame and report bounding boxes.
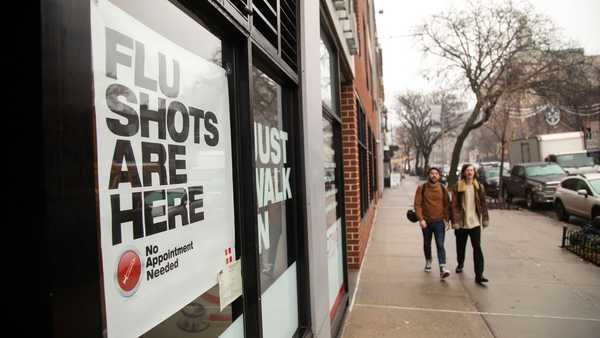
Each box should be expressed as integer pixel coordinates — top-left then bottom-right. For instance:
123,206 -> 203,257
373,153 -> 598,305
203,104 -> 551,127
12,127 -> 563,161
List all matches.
357,101 -> 369,218
368,127 -> 376,200
250,53 -> 311,337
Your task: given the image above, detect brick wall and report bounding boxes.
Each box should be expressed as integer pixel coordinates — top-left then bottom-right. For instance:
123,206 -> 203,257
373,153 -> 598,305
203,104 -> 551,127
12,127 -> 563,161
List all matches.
341,85 -> 379,270
340,0 -> 382,271
341,84 -> 361,269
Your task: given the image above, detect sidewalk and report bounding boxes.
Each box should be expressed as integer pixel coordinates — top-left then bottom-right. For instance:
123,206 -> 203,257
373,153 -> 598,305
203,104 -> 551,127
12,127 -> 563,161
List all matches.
341,176 -> 600,338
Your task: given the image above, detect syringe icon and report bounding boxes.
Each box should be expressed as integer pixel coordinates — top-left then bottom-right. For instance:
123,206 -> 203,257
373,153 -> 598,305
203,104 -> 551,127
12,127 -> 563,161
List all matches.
122,256 -> 137,285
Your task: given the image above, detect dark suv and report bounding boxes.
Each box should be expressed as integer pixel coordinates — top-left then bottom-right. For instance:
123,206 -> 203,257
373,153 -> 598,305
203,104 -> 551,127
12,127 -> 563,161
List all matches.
477,165 -> 509,198
503,162 -> 567,209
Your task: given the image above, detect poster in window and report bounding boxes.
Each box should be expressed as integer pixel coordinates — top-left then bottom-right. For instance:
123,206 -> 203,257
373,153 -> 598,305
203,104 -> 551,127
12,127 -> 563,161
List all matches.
91,1 -> 236,337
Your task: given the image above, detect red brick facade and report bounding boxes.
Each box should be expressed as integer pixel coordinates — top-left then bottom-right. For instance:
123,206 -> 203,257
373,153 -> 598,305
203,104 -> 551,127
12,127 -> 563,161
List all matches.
341,85 -> 360,270
341,0 -> 382,270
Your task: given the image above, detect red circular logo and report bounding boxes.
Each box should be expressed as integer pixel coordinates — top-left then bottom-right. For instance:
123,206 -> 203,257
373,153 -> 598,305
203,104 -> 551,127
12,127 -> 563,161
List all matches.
116,250 -> 142,295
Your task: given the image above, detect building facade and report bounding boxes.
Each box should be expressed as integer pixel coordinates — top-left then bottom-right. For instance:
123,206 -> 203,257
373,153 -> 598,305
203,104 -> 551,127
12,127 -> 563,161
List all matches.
340,0 -> 384,271
16,1 -> 384,337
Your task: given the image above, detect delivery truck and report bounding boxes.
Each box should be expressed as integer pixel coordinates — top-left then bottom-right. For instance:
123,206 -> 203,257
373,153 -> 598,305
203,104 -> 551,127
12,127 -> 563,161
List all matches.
509,132 -> 585,164
509,132 -> 599,174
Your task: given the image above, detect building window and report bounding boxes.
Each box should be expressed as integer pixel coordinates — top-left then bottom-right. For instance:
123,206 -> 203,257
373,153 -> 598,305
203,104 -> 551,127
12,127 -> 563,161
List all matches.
320,36 -> 337,113
357,102 -> 369,218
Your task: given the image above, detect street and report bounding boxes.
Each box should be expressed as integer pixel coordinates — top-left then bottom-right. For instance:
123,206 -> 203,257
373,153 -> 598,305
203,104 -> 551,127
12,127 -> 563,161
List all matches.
505,196 -> 589,227
341,176 -> 600,338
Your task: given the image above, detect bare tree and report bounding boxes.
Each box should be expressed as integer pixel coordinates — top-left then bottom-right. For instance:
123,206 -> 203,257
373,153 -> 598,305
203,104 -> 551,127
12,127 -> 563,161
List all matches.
415,0 -> 581,186
397,91 -> 461,175
484,93 -> 520,202
395,126 -> 414,173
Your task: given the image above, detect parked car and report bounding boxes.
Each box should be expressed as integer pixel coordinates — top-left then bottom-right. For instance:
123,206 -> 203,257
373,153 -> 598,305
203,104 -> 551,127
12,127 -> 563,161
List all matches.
554,173 -> 600,221
546,150 -> 600,175
503,162 -> 567,209
477,165 -> 510,198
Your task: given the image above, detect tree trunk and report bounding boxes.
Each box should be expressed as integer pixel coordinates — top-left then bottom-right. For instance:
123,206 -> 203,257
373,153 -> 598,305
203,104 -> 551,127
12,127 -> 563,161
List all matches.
499,140 -> 507,204
423,150 -> 431,175
497,110 -> 510,204
415,148 -> 421,175
448,130 -> 469,187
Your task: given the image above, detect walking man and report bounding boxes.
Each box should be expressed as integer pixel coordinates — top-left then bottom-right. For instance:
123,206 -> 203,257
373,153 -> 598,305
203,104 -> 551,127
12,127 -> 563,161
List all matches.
414,167 -> 451,279
450,164 -> 490,285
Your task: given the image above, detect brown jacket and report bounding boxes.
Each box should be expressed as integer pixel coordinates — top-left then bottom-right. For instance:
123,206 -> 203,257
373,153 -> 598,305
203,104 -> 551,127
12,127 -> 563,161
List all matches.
414,182 -> 450,222
450,179 -> 489,228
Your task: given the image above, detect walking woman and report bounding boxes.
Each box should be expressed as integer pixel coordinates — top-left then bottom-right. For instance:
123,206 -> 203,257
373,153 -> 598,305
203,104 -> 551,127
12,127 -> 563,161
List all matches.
450,164 -> 490,285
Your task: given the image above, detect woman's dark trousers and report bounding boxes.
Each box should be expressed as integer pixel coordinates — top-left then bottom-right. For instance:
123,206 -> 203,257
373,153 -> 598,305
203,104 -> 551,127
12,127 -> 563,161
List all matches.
455,227 -> 484,278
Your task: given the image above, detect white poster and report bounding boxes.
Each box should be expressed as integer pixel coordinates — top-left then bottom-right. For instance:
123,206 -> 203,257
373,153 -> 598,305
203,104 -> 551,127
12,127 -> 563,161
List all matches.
90,1 -> 236,337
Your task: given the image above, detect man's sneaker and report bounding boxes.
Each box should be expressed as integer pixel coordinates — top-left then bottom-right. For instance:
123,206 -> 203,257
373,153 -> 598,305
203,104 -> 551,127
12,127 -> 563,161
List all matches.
440,266 -> 450,279
455,265 -> 463,273
424,260 -> 432,272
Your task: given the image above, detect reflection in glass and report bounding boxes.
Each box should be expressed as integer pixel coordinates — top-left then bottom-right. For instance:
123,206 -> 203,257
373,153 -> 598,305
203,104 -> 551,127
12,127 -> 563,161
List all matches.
323,117 -> 345,314
109,0 -> 222,66
141,284 -> 238,338
320,39 -> 333,111
323,118 -> 338,228
252,67 -> 290,292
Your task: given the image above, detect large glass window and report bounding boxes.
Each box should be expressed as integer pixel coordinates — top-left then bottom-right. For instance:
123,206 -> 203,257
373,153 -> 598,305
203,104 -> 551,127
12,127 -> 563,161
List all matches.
321,26 -> 346,334
323,116 -> 345,322
252,66 -> 299,338
92,1 -> 243,337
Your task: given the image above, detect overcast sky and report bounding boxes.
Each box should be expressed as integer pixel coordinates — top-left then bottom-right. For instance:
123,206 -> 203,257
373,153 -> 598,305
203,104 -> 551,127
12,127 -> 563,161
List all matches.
374,0 -> 600,114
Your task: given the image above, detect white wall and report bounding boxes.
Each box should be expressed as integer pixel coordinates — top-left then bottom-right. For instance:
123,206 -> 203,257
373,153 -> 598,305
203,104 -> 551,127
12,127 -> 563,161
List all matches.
299,1 -> 332,338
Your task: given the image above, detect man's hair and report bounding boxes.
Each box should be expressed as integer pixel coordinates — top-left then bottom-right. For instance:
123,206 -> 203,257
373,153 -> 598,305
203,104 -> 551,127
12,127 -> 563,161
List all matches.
427,167 -> 441,175
460,163 -> 477,180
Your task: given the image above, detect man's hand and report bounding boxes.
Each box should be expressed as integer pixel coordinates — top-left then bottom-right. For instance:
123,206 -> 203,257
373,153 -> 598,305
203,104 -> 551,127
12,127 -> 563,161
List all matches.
419,220 -> 427,229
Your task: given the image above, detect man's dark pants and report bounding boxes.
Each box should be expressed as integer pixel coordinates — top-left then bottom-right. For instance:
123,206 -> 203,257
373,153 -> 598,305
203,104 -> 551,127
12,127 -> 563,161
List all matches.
422,220 -> 446,265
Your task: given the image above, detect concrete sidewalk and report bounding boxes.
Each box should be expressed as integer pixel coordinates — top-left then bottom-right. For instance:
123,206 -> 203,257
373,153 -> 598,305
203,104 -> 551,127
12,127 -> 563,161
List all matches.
340,176 -> 600,338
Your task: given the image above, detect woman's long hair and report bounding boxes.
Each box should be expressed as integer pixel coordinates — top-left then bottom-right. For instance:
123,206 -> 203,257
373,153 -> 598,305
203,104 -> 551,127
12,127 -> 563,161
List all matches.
460,163 -> 477,181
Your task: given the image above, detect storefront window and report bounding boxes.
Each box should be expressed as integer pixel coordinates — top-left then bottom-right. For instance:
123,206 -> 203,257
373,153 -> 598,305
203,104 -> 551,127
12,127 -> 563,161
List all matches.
91,1 -> 242,337
252,66 -> 299,338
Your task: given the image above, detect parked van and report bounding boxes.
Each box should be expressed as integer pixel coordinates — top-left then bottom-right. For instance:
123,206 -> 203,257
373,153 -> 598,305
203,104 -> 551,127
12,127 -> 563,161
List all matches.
509,132 -> 584,165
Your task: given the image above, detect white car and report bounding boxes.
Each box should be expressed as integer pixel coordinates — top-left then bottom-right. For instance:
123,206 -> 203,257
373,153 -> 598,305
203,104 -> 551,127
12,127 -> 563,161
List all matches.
554,173 -> 600,221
